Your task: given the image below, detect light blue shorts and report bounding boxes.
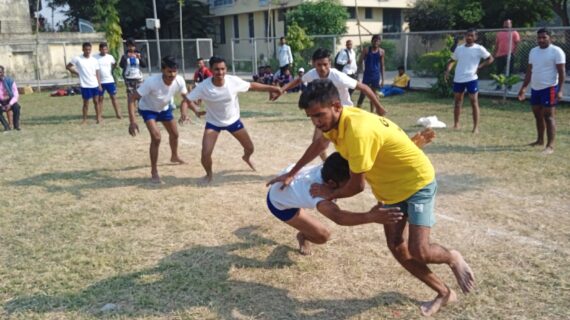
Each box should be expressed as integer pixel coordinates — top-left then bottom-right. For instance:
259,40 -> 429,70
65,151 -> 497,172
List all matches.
383,180 -> 437,227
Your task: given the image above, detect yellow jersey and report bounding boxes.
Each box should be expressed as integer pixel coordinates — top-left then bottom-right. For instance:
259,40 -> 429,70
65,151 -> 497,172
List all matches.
393,73 -> 410,88
323,107 -> 434,204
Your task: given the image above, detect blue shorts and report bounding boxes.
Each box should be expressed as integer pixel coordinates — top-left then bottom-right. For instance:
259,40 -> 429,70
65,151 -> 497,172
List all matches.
531,86 -> 558,107
205,119 -> 244,133
98,83 -> 117,96
362,77 -> 380,90
80,87 -> 100,100
453,80 -> 478,94
267,191 -> 299,222
383,180 -> 438,227
138,106 -> 174,123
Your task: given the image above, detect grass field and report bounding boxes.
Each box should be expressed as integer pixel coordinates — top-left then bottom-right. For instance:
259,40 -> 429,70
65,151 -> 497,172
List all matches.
1,86 -> 569,319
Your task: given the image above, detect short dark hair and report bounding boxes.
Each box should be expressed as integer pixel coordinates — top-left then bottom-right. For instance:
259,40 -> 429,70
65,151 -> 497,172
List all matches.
82,42 -> 92,49
397,65 -> 405,70
311,48 -> 331,61
209,56 -> 226,68
99,42 -> 108,49
197,57 -> 204,62
372,34 -> 381,41
466,28 -> 477,34
298,79 -> 340,110
161,56 -> 178,69
280,36 -> 285,41
321,152 -> 350,184
537,27 -> 551,36
0,65 -> 4,72
126,38 -> 136,46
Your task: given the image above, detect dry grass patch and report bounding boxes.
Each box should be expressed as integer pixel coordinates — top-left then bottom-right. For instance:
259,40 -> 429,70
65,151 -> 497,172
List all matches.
1,88 -> 569,319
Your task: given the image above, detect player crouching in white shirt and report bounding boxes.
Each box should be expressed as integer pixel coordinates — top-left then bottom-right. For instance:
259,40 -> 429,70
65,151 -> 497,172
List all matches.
128,56 -> 190,184
181,56 -> 283,183
266,152 -> 404,255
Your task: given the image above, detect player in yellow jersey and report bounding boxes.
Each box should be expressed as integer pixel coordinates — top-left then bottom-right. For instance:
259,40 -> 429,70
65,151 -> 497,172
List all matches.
268,79 -> 475,317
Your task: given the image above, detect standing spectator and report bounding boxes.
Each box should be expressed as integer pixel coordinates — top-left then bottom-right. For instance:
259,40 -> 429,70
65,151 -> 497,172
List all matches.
334,40 -> 358,94
119,39 -> 147,108
66,42 -> 102,124
0,66 -> 21,131
518,28 -> 565,155
193,57 -> 213,86
94,42 -> 122,119
494,19 -> 521,90
445,29 -> 494,134
356,34 -> 385,111
278,37 -> 293,75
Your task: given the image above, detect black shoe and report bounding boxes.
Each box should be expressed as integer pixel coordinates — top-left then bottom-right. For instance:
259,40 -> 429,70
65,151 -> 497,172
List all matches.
15,127 -> 20,131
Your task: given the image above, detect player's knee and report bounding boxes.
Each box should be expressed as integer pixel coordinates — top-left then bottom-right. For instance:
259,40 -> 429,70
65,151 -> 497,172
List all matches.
387,238 -> 407,257
170,131 -> 179,140
151,134 -> 161,144
409,244 -> 430,262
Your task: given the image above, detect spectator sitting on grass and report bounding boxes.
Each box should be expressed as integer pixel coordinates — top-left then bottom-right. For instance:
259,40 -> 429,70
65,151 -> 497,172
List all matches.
379,66 -> 411,97
274,68 -> 293,91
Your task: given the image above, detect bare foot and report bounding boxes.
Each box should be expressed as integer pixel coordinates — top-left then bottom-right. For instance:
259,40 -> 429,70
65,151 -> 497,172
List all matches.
449,250 -> 475,294
170,157 -> 186,164
528,141 -> 544,147
472,127 -> 479,134
453,124 -> 460,130
96,118 -> 103,124
542,146 -> 554,155
420,288 -> 457,317
81,120 -> 87,125
150,173 -> 162,184
296,232 -> 311,255
242,155 -> 256,171
116,115 -> 123,119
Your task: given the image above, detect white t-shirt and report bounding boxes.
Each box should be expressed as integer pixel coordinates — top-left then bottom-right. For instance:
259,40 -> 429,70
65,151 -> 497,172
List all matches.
302,68 -> 358,106
529,45 -> 566,90
70,55 -> 100,88
186,75 -> 250,127
452,44 -> 491,83
137,75 -> 188,112
336,48 -> 357,75
269,164 -> 325,210
278,44 -> 293,67
93,53 -> 116,84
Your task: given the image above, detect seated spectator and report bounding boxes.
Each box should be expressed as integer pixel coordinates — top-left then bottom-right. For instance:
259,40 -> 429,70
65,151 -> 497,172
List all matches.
289,67 -> 308,93
262,66 -> 274,85
379,65 -> 410,97
193,57 -> 213,87
0,65 -> 21,131
253,66 -> 265,83
275,68 -> 294,91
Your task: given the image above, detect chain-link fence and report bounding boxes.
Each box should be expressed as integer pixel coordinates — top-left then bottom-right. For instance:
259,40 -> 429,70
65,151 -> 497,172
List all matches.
141,38 -> 213,77
231,27 -> 570,97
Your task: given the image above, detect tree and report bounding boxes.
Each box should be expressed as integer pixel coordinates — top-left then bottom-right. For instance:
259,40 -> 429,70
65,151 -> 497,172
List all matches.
407,0 -> 553,31
548,0 -> 569,26
94,0 -> 123,61
286,0 -> 348,36
285,23 -> 314,70
49,0 -> 213,38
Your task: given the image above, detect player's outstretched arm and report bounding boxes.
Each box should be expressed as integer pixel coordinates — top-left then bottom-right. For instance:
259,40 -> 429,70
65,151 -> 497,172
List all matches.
266,135 -> 330,189
316,200 -> 403,226
272,78 -> 302,100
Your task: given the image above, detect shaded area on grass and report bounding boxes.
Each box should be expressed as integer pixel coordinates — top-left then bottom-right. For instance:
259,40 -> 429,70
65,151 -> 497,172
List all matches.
436,173 -> 493,195
9,167 -> 273,199
4,226 -> 415,319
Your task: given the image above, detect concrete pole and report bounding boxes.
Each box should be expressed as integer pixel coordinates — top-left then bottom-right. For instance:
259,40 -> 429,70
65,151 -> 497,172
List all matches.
152,0 -> 162,66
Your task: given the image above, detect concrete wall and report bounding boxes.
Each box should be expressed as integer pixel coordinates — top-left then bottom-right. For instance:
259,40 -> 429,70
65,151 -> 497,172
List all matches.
0,0 -> 32,34
0,32 -> 106,82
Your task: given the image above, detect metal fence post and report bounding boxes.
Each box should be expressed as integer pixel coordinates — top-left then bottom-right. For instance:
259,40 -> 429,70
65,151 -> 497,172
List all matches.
145,41 -> 152,75
253,39 -> 258,75
404,34 -> 409,72
231,39 -> 236,75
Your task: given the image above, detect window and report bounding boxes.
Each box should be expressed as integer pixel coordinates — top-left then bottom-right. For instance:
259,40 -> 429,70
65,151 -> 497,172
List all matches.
248,13 -> 255,38
264,11 -> 269,38
365,8 -> 373,19
233,15 -> 239,42
210,0 -> 233,7
278,9 -> 286,21
346,7 -> 356,19
382,9 -> 402,33
219,16 -> 226,44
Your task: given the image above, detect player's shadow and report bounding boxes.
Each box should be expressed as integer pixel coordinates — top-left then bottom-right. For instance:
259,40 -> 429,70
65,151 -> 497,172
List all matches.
8,166 -> 274,199
4,226 -> 414,319
423,143 -> 527,154
24,114 -> 85,125
436,173 -> 493,195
